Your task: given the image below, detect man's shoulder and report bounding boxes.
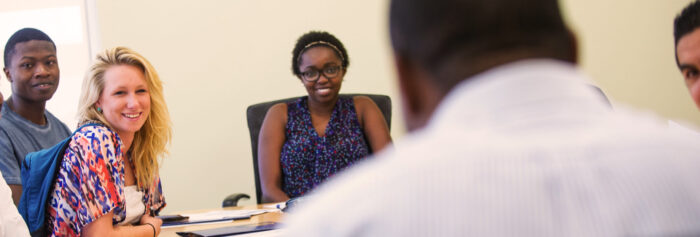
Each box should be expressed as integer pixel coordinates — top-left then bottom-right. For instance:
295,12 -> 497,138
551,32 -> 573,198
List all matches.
603,106 -> 700,150
0,113 -> 30,139
0,101 -> 27,125
44,110 -> 71,134
285,128 -> 700,236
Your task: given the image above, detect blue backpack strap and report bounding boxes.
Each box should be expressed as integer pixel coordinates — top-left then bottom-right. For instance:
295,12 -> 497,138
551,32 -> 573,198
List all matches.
18,123 -> 103,234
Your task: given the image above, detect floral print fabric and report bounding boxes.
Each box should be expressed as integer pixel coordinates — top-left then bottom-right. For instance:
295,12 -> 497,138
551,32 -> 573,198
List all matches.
47,124 -> 165,236
281,97 -> 370,198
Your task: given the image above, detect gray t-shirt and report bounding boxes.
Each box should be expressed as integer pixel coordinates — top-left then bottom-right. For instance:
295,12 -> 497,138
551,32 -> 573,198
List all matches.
0,101 -> 71,185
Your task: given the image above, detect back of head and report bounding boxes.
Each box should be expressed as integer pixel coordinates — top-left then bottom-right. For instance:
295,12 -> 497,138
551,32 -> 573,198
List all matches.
4,28 -> 55,68
389,0 -> 575,92
674,0 -> 700,67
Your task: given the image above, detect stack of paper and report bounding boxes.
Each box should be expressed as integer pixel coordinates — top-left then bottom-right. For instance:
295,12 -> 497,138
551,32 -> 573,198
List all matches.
163,209 -> 278,227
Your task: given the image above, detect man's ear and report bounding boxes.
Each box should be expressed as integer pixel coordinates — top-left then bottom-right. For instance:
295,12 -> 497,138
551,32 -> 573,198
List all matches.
3,68 -> 11,83
394,52 -> 440,132
567,29 -> 579,64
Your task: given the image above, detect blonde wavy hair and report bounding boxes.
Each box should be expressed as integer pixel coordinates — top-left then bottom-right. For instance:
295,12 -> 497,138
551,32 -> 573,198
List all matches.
77,46 -> 172,189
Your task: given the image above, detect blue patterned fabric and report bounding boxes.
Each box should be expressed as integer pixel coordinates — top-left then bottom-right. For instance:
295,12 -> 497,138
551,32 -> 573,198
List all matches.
280,96 -> 370,198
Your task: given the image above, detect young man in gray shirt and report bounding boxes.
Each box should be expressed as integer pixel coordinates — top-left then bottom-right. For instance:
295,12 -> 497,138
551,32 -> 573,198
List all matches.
0,28 -> 70,205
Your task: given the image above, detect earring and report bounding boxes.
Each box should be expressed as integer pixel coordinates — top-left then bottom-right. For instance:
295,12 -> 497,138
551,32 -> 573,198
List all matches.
97,107 -> 102,113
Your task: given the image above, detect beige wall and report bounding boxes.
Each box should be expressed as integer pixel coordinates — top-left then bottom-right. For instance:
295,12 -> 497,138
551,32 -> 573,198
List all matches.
91,0 -> 698,214
94,0 -> 400,213
561,0 -> 700,124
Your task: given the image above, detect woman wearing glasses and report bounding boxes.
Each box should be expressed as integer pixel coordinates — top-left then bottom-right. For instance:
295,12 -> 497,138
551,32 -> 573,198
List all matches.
258,31 -> 392,203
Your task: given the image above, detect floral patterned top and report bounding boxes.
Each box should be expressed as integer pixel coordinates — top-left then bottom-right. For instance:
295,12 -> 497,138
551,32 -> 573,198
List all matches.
280,96 -> 370,198
46,124 -> 165,236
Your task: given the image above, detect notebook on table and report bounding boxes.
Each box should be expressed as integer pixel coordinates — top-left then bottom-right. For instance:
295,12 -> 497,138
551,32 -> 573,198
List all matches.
176,222 -> 278,237
162,209 -> 276,227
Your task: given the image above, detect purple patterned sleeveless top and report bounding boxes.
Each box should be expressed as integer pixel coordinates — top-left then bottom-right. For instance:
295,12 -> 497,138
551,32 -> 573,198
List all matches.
280,96 -> 370,198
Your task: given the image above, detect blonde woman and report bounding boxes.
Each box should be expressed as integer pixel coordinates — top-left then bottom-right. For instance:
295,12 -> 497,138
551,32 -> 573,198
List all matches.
46,47 -> 172,237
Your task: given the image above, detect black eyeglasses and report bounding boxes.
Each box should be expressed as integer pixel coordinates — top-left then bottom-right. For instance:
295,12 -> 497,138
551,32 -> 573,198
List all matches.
300,65 -> 342,82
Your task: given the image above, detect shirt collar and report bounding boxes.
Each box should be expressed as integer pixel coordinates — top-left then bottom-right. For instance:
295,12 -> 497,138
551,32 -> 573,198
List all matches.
425,59 -> 612,131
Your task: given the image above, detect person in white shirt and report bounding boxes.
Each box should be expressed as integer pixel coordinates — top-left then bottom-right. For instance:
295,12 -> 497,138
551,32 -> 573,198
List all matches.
0,170 -> 29,237
0,90 -> 30,237
283,0 -> 700,236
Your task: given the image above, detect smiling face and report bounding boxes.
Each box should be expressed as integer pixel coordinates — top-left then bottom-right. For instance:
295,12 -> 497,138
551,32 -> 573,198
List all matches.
3,40 -> 59,104
297,46 -> 345,105
97,64 -> 151,141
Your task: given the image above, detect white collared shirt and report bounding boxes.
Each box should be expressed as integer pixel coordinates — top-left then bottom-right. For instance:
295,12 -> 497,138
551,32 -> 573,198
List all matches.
283,59 -> 700,236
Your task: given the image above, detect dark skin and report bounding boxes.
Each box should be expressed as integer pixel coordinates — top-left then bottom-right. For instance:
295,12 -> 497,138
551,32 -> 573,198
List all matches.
3,40 -> 59,125
258,46 -> 392,203
393,32 -> 579,132
3,40 -> 60,205
394,53 -> 444,132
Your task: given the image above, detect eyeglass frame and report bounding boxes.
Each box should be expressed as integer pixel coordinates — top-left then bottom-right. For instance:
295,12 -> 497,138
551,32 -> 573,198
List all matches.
298,65 -> 344,82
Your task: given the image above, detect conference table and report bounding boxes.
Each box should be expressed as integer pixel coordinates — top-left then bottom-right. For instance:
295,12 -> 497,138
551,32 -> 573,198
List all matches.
159,204 -> 284,237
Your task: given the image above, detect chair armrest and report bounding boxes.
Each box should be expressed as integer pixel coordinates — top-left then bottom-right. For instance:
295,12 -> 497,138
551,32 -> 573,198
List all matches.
222,193 -> 251,207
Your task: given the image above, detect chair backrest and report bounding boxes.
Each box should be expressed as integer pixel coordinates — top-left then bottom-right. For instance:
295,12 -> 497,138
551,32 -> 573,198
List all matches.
246,94 -> 392,204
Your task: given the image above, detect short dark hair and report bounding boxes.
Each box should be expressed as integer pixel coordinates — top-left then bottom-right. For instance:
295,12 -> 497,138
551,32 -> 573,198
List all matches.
3,28 -> 56,68
291,31 -> 349,76
674,0 -> 700,68
389,0 -> 575,91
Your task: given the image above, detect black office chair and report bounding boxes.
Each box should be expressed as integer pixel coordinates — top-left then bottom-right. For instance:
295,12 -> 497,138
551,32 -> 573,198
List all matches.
222,94 -> 392,207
